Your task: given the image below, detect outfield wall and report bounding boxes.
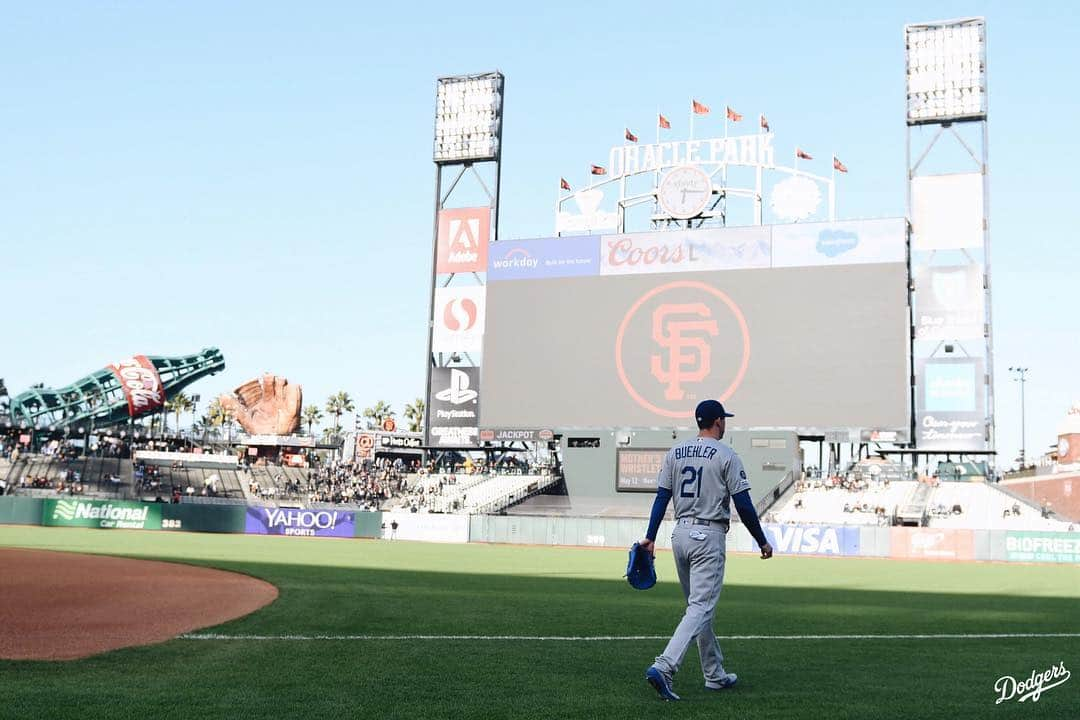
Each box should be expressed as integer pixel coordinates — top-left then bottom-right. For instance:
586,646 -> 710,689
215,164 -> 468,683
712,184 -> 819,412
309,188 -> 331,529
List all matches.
1,497 -> 1076,563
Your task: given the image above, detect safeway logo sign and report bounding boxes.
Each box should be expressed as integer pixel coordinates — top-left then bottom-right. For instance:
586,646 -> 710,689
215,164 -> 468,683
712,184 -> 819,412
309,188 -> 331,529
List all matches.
435,369 -> 478,405
432,287 -> 485,353
437,207 -> 490,273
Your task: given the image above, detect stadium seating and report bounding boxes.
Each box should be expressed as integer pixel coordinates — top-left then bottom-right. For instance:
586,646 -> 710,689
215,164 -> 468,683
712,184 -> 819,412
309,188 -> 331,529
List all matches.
925,482 -> 1072,531
772,480 -> 916,526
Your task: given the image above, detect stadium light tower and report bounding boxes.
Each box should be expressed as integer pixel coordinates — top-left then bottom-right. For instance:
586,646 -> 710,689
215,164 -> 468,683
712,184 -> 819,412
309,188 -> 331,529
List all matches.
906,18 -> 994,457
1008,367 -> 1029,468
423,71 -> 505,449
905,20 -> 987,125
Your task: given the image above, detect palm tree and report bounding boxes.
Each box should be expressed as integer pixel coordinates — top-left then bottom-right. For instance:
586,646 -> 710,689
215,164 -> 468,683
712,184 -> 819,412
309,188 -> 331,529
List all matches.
362,400 -> 395,430
325,392 -> 355,434
301,405 -> 323,437
320,426 -> 342,446
193,414 -> 214,444
403,398 -> 425,433
209,398 -> 235,443
166,392 -> 193,438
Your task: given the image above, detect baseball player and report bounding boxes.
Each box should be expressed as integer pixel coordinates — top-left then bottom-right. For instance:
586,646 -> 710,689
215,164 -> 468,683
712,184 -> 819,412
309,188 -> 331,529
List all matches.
640,399 -> 773,702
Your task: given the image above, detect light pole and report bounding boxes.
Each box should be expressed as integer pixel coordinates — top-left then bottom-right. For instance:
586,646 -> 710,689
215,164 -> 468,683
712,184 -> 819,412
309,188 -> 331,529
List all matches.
1009,367 -> 1029,468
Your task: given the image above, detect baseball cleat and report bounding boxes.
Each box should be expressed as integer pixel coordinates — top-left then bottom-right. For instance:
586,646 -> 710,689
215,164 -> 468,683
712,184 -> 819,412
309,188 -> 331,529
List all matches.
705,673 -> 738,690
646,666 -> 681,701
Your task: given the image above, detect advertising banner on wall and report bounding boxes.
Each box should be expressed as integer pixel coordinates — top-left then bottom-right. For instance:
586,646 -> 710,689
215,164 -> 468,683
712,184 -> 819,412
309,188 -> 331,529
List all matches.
763,524 -> 860,556
1004,532 -> 1080,564
432,287 -> 486,354
771,218 -> 907,268
42,498 -> 162,530
428,367 -> 480,446
479,428 -> 555,443
890,527 -> 975,560
615,448 -> 667,492
600,227 -> 771,276
914,265 -> 986,340
244,506 -> 355,538
916,357 -> 986,450
105,356 -> 165,418
436,207 -> 490,274
910,173 -> 984,251
488,236 -> 600,281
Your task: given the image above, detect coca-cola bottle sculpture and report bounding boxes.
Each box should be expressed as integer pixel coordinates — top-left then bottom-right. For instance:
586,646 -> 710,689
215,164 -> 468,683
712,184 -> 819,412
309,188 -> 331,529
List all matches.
6,348 -> 225,430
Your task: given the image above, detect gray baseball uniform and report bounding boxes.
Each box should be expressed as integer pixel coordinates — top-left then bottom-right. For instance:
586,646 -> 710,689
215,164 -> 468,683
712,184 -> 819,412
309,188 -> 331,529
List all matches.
653,437 -> 750,683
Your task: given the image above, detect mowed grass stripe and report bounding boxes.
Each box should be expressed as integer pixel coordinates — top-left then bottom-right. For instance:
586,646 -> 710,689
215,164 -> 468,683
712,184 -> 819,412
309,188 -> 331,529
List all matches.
181,632 -> 1080,641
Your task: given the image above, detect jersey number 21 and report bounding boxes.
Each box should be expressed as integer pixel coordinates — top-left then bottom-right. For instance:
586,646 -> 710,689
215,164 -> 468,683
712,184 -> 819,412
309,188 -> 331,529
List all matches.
680,466 -> 703,498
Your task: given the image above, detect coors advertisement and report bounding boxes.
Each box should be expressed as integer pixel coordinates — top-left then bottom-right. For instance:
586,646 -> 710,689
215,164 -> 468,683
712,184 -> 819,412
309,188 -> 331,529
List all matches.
106,355 -> 165,418
427,367 -> 480,447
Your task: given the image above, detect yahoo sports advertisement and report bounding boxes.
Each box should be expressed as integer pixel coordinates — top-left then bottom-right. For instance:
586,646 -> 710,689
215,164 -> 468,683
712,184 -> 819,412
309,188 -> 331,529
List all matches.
244,506 -> 356,538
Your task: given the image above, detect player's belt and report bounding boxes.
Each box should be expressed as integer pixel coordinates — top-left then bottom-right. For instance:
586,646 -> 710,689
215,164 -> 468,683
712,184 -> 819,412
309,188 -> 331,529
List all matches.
680,517 -> 730,530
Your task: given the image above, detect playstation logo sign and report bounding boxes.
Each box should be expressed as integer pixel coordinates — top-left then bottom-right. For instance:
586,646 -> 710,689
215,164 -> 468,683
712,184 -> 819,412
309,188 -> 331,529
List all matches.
435,368 -> 479,405
428,366 -> 481,447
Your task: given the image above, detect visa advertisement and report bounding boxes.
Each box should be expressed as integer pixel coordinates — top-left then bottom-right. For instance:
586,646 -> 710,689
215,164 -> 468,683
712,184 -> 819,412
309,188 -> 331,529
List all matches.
763,524 -> 860,556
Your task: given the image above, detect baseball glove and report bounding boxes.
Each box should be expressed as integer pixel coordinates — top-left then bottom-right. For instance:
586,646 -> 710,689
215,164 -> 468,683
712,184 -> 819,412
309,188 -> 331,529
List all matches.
625,542 -> 656,590
218,373 -> 302,436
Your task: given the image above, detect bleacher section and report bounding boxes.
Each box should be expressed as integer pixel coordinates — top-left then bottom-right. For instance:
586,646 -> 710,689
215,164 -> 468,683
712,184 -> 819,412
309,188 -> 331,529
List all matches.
925,482 -> 1072,531
132,451 -> 246,502
2,454 -> 132,498
772,480 -> 915,526
395,472 -> 559,515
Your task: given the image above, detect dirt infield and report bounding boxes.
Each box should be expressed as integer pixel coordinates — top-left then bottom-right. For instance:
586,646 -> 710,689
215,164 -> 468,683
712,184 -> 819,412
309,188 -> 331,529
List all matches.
0,547 -> 278,661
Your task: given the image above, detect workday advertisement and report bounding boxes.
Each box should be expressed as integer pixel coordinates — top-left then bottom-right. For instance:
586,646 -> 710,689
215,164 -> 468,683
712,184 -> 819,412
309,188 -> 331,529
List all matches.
487,235 -> 600,281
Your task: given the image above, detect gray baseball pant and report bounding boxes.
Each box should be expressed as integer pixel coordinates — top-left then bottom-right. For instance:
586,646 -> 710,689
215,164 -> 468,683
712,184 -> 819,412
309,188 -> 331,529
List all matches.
653,518 -> 728,685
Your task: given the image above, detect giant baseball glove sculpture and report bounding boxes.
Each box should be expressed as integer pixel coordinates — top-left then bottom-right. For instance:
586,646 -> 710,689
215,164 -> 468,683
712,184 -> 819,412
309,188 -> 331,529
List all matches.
218,373 -> 302,435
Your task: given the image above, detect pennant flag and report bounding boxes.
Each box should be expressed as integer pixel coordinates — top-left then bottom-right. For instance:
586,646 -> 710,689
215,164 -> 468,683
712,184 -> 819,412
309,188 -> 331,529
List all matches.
760,114 -> 770,132
692,99 -> 709,115
590,165 -> 607,175
833,156 -> 848,173
726,106 -> 743,122
658,113 -> 671,129
560,177 -> 571,191
625,128 -> 638,143
796,148 -> 813,160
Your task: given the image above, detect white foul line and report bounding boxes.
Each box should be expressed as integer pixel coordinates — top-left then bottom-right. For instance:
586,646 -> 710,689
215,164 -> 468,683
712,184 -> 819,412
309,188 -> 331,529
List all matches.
180,632 -> 1080,642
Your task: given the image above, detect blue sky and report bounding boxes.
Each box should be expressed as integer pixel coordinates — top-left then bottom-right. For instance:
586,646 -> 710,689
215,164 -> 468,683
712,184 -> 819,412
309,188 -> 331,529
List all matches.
3,1 -> 1077,469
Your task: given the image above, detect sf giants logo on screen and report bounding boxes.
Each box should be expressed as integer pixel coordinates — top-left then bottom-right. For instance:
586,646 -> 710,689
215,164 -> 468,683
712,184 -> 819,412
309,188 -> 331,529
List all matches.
616,281 -> 749,419
437,207 -> 490,273
651,304 -> 718,400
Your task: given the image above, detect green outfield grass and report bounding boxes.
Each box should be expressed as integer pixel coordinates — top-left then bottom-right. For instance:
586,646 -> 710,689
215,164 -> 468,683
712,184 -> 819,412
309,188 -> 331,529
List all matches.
0,526 -> 1077,720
